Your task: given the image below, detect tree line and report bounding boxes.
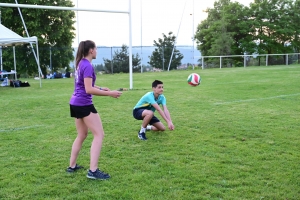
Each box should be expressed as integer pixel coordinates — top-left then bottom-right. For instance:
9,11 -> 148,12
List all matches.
194,0 -> 300,65
2,0 -> 299,76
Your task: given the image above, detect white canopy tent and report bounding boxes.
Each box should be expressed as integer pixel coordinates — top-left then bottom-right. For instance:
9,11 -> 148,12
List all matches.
0,24 -> 42,87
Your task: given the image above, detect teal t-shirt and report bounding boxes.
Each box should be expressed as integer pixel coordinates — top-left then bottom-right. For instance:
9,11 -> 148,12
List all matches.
133,92 -> 166,112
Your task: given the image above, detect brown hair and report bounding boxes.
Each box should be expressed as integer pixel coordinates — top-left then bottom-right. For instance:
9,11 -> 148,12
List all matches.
152,80 -> 163,88
75,40 -> 96,70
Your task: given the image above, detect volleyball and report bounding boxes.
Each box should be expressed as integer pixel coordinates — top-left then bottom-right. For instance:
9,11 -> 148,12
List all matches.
187,73 -> 201,86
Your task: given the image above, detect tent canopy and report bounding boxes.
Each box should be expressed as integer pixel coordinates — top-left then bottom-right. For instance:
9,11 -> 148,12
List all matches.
0,24 -> 42,87
0,24 -> 37,46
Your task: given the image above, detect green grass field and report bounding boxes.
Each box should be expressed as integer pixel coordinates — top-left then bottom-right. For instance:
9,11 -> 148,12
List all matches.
0,65 -> 299,199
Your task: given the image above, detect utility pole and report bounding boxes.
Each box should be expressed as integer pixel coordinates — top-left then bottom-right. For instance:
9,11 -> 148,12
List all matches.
111,47 -> 113,74
168,0 -> 187,71
162,46 -> 164,71
190,0 -> 195,69
192,0 -> 194,69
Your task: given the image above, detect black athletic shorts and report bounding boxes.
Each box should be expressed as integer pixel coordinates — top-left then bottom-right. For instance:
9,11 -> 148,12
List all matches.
70,104 -> 97,119
132,108 -> 160,125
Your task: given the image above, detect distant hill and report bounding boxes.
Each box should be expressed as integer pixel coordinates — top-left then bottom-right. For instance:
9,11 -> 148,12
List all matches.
70,46 -> 201,67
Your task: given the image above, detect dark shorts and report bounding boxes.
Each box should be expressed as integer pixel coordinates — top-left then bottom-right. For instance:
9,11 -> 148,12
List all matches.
70,104 -> 97,119
133,108 -> 160,125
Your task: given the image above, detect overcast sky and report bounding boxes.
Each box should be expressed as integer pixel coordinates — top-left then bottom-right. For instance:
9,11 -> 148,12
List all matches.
72,0 -> 253,47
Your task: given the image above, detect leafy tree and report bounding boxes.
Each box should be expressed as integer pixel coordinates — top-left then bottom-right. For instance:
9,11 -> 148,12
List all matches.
208,16 -> 233,56
1,0 -> 75,77
194,0 -> 255,67
195,0 -> 299,66
103,44 -> 141,74
291,0 -> 300,63
248,0 -> 295,64
93,64 -> 105,73
222,2 -> 256,55
148,32 -> 183,70
195,0 -> 250,66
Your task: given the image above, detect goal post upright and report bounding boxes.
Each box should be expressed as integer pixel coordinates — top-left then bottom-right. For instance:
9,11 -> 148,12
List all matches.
0,2 -> 134,89
128,0 -> 133,90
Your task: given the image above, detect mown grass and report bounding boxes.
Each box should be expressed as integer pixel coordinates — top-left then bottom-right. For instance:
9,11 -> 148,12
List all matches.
0,65 -> 299,199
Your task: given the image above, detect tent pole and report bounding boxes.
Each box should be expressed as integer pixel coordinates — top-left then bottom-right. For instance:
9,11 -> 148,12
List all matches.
35,40 -> 41,87
0,45 -> 2,72
13,46 -> 16,80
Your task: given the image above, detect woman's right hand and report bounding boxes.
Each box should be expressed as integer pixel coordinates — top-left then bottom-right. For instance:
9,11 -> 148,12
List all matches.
110,90 -> 122,98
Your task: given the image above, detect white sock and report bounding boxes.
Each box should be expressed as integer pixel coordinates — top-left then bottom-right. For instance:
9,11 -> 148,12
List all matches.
139,126 -> 146,133
146,125 -> 152,130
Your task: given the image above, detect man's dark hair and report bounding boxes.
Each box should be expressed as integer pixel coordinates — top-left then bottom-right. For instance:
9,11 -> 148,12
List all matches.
152,80 -> 163,88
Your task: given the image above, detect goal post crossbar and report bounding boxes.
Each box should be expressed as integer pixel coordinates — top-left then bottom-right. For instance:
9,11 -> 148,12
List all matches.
0,3 -> 129,13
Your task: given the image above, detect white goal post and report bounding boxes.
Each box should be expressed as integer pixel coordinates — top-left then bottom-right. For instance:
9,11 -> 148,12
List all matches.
0,2 -> 134,89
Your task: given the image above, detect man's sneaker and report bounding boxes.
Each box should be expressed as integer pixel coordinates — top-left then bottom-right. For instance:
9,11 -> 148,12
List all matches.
138,131 -> 147,140
66,164 -> 84,173
87,168 -> 110,180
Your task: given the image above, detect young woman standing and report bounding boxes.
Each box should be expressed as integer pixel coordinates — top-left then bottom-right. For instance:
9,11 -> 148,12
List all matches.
67,40 -> 122,180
